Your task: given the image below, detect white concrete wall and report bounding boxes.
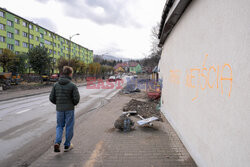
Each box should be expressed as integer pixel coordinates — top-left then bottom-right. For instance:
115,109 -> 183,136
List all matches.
159,0 -> 250,167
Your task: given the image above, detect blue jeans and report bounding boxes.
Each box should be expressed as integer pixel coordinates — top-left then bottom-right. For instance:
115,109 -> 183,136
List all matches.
55,110 -> 75,147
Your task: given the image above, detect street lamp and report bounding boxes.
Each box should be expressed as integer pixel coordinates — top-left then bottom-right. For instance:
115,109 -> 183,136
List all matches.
68,33 -> 80,65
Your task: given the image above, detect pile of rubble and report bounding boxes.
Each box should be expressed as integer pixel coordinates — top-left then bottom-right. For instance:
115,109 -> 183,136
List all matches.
123,99 -> 162,121
114,114 -> 135,131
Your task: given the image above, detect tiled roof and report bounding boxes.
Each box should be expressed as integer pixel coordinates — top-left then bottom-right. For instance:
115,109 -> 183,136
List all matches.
114,62 -> 139,69
128,62 -> 138,67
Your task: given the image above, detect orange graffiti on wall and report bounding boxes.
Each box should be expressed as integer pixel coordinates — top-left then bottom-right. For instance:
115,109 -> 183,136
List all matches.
170,70 -> 181,85
169,54 -> 232,101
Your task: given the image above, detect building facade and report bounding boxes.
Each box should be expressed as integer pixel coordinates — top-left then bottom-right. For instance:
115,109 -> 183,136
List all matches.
114,62 -> 142,74
0,7 -> 93,72
129,63 -> 142,74
158,0 -> 250,167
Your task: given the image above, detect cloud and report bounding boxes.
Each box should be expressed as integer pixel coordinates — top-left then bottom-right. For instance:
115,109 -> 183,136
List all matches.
35,0 -> 50,3
31,17 -> 58,32
35,0 -> 142,27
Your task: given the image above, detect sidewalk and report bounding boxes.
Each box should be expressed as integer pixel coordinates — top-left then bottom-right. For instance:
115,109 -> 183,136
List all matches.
30,94 -> 197,167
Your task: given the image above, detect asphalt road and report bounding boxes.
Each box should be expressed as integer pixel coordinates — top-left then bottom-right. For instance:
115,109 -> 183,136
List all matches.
0,80 -> 125,167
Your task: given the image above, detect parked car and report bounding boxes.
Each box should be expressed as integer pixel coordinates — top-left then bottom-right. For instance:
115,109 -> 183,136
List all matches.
108,76 -> 116,82
50,74 -> 59,82
133,75 -> 138,78
41,74 -> 50,81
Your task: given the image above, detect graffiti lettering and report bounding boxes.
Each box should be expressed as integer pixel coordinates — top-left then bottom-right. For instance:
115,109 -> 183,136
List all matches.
169,55 -> 233,101
170,70 -> 181,85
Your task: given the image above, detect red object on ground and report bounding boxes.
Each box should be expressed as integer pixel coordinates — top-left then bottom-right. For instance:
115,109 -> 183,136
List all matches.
147,91 -> 161,100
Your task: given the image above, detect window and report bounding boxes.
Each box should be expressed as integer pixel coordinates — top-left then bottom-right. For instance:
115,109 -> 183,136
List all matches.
7,32 -> 14,39
15,29 -> 19,35
0,11 -> 5,18
58,51 -> 60,55
22,21 -> 27,27
23,42 -> 28,48
23,32 -> 28,37
35,27 -> 39,32
40,43 -> 44,47
29,34 -> 33,39
15,40 -> 20,46
44,31 -> 46,35
30,44 -> 33,48
58,44 -> 60,48
15,51 -> 19,55
53,35 -> 55,39
40,33 -> 44,38
15,18 -> 20,24
48,33 -> 51,37
44,39 -> 51,45
29,24 -> 33,29
0,23 -> 5,30
53,43 -> 56,47
66,47 -> 68,51
7,20 -> 13,27
36,36 -> 39,41
0,35 -> 5,42
53,51 -> 56,54
7,44 -> 14,50
49,49 -> 52,54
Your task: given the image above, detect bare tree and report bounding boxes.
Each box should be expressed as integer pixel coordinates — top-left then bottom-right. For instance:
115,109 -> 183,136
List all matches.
140,23 -> 162,72
150,23 -> 162,55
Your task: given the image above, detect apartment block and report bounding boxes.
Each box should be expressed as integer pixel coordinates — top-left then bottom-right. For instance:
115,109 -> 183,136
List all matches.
0,7 -> 93,72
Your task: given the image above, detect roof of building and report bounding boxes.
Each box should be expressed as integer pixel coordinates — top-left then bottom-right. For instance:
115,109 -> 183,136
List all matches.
114,62 -> 140,69
158,0 -> 192,46
128,62 -> 138,67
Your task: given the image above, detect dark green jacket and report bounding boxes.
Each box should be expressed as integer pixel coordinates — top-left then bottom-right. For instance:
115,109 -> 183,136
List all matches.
49,76 -> 80,111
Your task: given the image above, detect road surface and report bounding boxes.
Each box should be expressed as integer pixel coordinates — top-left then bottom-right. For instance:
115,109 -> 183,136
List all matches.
0,79 -> 126,167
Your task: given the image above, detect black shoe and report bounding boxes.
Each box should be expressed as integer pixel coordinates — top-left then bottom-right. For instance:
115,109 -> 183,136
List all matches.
64,143 -> 73,152
54,143 -> 60,152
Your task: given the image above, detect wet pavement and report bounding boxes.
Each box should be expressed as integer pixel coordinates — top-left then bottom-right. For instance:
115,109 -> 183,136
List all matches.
0,81 -> 122,167
30,94 -> 197,167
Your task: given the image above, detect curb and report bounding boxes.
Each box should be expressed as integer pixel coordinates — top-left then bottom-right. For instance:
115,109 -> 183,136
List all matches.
0,82 -> 87,102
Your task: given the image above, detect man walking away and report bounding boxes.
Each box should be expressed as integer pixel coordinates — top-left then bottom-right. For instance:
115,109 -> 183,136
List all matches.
49,66 -> 80,152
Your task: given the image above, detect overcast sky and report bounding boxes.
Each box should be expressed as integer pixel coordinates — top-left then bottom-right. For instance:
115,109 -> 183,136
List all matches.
0,0 -> 165,59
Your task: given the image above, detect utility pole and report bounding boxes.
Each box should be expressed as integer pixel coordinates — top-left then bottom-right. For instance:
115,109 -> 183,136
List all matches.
68,33 -> 80,66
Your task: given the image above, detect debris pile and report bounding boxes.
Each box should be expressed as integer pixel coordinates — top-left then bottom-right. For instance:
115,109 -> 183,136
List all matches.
123,99 -> 162,120
122,84 -> 140,94
114,114 -> 135,132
